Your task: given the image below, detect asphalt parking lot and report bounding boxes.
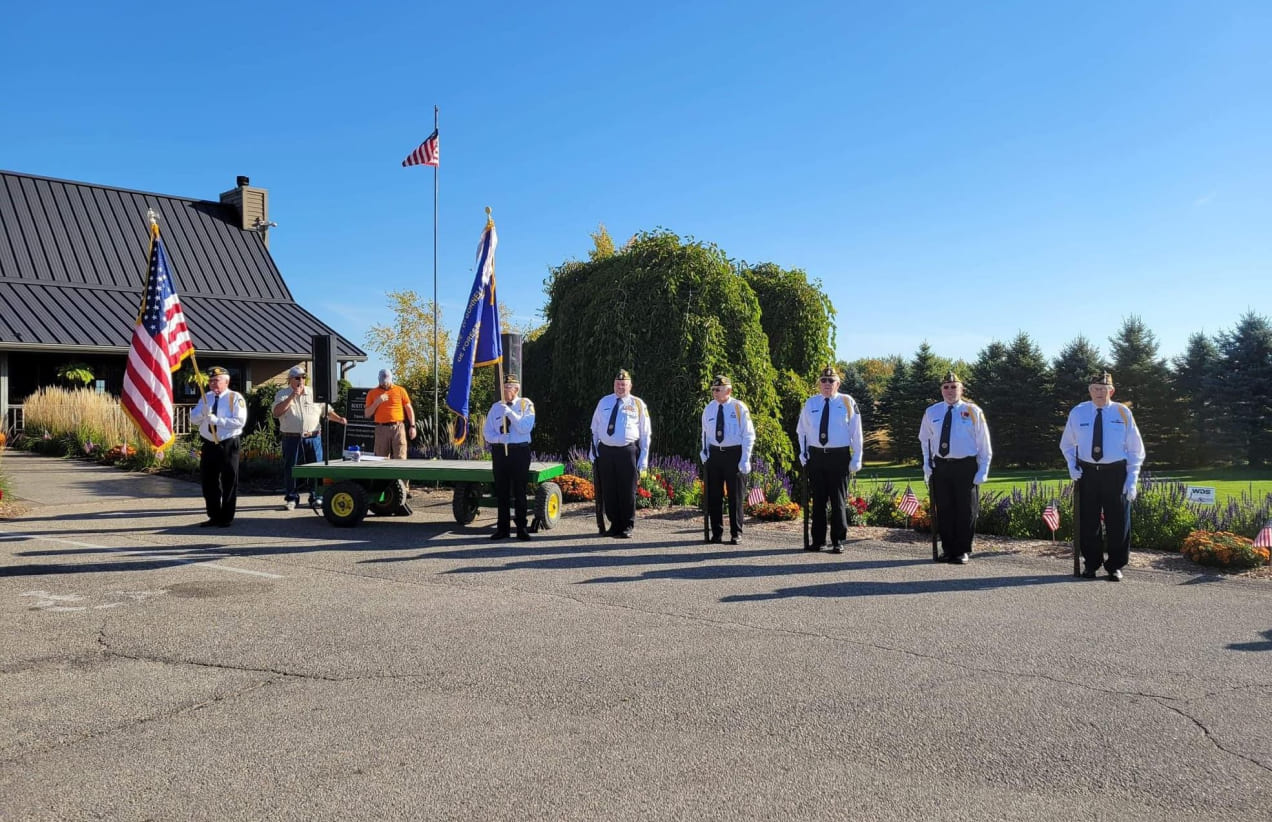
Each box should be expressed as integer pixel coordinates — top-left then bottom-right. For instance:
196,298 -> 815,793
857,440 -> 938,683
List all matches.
2,450 -> 1270,821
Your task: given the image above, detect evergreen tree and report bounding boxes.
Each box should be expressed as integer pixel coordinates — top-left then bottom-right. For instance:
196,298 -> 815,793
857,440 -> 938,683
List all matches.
1052,336 -> 1105,415
1173,332 -> 1219,466
1109,316 -> 1171,462
970,334 -> 1053,466
881,343 -> 949,463
836,363 -> 874,437
1210,312 -> 1272,467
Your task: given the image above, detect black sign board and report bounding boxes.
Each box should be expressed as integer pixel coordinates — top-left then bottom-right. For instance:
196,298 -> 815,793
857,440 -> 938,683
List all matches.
344,387 -> 377,451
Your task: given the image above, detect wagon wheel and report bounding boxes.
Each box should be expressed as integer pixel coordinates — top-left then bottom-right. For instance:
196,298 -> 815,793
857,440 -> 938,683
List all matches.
452,483 -> 481,525
369,479 -> 409,517
323,481 -> 369,527
534,481 -> 563,530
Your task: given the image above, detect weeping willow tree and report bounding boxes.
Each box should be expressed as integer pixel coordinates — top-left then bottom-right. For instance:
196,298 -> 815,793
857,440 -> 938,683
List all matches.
526,230 -> 794,468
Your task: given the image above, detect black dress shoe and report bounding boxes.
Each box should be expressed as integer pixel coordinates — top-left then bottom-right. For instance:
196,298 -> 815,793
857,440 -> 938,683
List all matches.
215,520 -> 233,528
829,544 -> 843,554
489,531 -> 510,541
1107,568 -> 1124,581
516,531 -> 532,541
729,537 -> 740,546
614,530 -> 632,539
805,544 -> 823,552
1081,568 -> 1099,579
198,519 -> 217,528
598,527 -> 609,536
710,535 -> 724,544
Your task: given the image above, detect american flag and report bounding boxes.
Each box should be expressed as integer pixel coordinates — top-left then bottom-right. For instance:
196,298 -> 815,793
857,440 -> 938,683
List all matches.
402,129 -> 439,167
121,229 -> 194,449
1042,503 -> 1060,532
747,486 -> 766,506
898,487 -> 920,517
1254,520 -> 1272,550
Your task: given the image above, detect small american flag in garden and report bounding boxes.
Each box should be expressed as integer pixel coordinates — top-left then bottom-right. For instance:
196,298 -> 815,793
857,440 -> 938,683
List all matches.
898,487 -> 920,517
1254,520 -> 1272,550
1042,503 -> 1060,533
402,129 -> 439,166
747,486 -> 766,506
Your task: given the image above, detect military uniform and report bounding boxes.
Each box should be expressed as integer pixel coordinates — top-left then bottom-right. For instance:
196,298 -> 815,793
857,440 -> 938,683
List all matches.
699,375 -> 756,544
797,366 -> 864,552
1060,371 -> 1145,580
590,369 -> 651,538
919,371 -> 992,563
482,374 -> 536,540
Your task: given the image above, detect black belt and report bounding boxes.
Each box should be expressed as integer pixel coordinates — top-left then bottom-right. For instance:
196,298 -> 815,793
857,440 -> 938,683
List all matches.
600,441 -> 638,449
202,436 -> 239,445
709,444 -> 741,451
282,431 -> 320,438
492,442 -> 529,449
377,421 -> 404,426
934,456 -> 977,463
807,446 -> 849,454
1078,459 -> 1126,471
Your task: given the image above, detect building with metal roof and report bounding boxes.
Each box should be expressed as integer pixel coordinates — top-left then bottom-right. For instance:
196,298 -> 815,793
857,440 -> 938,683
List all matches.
0,170 -> 367,432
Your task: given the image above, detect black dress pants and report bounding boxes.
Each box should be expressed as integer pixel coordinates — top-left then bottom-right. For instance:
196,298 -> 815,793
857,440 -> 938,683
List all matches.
931,456 -> 978,555
492,444 -> 531,533
598,442 -> 639,535
201,436 -> 240,524
705,445 -> 745,541
1077,460 -> 1130,572
808,447 -> 851,546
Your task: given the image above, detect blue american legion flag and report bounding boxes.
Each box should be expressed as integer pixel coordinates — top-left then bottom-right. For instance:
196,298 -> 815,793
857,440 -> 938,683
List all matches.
445,214 -> 501,443
121,226 -> 195,449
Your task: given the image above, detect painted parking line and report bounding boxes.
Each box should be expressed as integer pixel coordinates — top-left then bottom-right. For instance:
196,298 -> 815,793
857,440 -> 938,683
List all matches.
0,530 -> 284,579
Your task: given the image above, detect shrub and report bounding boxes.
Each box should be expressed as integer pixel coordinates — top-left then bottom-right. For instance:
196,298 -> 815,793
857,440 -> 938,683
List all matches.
564,446 -> 594,481
1130,481 -> 1199,552
557,474 -> 595,502
749,456 -> 793,507
1181,530 -> 1270,570
1195,488 -> 1272,541
649,455 -> 701,506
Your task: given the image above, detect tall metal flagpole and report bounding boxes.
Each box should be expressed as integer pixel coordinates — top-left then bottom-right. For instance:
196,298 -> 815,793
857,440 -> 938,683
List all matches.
432,104 -> 440,457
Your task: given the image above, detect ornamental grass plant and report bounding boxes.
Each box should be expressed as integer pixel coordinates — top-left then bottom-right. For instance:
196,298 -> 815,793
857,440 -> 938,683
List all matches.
20,386 -> 160,468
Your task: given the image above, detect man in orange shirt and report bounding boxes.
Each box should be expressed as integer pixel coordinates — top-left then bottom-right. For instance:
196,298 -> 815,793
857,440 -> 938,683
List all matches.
363,368 -> 416,458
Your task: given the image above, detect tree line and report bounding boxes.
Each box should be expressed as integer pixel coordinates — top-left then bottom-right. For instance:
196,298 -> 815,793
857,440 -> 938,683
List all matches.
367,228 -> 1271,471
852,313 -> 1272,468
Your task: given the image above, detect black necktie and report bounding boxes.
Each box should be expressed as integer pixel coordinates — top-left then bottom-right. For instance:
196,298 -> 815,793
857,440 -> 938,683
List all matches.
938,406 -> 952,457
1092,407 -> 1104,461
606,400 -> 620,437
715,404 -> 725,443
819,398 -> 830,445
211,396 -> 219,416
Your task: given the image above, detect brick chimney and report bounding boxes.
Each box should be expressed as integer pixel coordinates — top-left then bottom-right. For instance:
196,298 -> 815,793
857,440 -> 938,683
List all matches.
219,175 -> 272,247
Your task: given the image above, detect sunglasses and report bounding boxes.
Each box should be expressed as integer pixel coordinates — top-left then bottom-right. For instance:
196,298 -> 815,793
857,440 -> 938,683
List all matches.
819,378 -> 836,384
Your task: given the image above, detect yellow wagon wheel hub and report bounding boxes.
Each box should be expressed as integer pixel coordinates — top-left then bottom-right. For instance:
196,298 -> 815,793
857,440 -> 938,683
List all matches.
330,492 -> 356,518
547,494 -> 560,518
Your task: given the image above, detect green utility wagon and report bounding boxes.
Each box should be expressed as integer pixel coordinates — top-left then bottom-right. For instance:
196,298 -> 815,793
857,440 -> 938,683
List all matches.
291,459 -> 565,529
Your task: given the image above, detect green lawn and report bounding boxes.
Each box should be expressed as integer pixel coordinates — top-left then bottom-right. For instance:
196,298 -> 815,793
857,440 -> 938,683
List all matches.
851,463 -> 1272,502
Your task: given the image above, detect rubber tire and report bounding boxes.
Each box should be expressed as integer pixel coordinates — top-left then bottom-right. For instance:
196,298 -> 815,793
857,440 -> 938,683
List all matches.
369,479 -> 408,517
323,481 -> 369,527
452,483 -> 481,525
534,481 -> 562,530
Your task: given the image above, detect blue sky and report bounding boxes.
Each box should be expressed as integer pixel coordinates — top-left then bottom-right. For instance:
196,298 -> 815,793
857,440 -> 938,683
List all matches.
4,1 -> 1269,383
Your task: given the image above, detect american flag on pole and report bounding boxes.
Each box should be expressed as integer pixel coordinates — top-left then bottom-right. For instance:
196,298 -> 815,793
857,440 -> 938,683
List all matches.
1254,520 -> 1272,550
1042,502 -> 1060,532
121,226 -> 195,450
402,129 -> 439,167
747,486 -> 766,507
898,487 -> 921,517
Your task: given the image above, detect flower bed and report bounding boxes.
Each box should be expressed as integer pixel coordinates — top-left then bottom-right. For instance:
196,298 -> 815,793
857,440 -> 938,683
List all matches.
1181,530 -> 1270,570
557,474 -> 595,502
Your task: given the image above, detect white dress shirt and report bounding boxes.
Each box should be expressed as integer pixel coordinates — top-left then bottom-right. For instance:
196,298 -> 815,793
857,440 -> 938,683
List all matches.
190,389 -> 247,443
1060,400 -> 1145,484
919,400 -> 992,484
482,397 -> 536,445
590,393 -> 652,471
796,393 -> 864,472
698,397 -> 757,470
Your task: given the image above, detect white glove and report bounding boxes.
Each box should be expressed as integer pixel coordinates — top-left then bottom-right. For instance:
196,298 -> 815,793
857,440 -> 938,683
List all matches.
923,467 -> 932,484
739,461 -> 750,475
1069,466 -> 1083,482
972,471 -> 988,486
799,452 -> 808,467
849,463 -> 861,475
699,451 -> 708,464
1123,480 -> 1137,501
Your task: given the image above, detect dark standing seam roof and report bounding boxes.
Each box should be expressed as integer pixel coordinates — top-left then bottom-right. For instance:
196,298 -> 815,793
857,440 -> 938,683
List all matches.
0,170 -> 366,360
